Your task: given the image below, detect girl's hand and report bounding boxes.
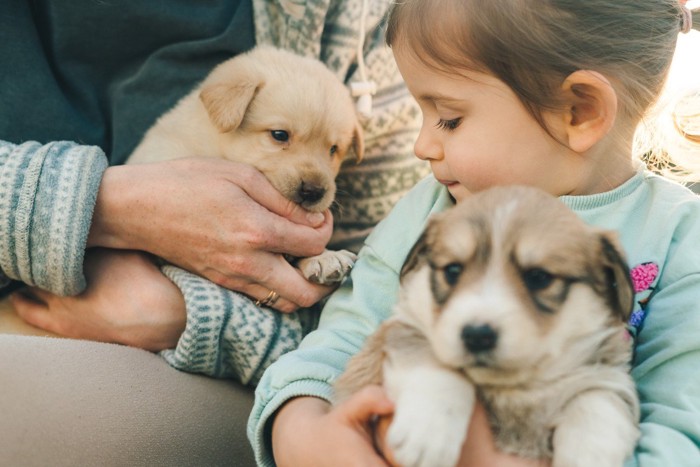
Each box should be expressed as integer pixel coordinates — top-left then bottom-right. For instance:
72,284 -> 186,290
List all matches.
88,158 -> 335,312
10,248 -> 186,351
272,387 -> 394,467
375,402 -> 551,467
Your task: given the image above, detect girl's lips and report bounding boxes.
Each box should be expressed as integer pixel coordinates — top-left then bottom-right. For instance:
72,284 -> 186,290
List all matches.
437,179 -> 457,187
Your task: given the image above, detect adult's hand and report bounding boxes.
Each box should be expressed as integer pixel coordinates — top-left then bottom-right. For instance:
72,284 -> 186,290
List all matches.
375,402 -> 551,467
10,248 -> 186,351
87,158 -> 335,312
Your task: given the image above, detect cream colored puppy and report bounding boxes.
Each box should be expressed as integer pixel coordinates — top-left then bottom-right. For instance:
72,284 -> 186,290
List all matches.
129,45 -> 364,285
335,186 -> 640,467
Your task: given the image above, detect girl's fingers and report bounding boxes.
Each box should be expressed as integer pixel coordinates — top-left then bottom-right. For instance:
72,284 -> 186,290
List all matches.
339,385 -> 395,423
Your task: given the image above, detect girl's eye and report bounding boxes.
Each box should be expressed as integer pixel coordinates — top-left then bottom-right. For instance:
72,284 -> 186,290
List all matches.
270,130 -> 289,142
330,145 -> 338,157
435,118 -> 462,132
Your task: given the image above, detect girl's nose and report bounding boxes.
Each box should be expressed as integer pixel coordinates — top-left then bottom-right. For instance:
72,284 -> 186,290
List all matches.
414,124 -> 442,161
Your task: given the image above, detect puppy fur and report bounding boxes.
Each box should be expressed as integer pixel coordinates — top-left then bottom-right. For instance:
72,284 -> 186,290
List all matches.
335,185 -> 640,467
128,45 -> 364,284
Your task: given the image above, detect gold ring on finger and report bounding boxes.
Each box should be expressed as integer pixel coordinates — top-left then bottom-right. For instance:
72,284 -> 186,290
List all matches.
255,290 -> 280,307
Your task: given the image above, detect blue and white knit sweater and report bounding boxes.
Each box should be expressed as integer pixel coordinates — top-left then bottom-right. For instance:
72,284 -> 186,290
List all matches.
0,142 -> 107,295
0,0 -> 427,385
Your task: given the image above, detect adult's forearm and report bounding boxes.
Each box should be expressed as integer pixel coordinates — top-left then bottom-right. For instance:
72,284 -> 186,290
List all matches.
87,164 -> 141,250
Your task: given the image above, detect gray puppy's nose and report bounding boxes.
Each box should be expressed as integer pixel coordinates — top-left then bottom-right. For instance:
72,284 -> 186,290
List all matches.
461,324 -> 498,353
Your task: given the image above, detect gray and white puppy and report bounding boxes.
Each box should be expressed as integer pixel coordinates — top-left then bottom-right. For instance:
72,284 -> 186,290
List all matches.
335,185 -> 639,467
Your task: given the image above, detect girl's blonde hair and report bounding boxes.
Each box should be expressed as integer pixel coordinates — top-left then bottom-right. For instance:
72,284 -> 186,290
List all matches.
386,0 -> 700,181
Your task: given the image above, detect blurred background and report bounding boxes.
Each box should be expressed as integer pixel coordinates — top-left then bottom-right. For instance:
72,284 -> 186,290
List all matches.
637,0 -> 700,191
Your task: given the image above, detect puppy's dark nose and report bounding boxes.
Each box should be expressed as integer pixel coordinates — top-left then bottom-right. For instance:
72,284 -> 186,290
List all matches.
461,324 -> 498,353
299,182 -> 325,204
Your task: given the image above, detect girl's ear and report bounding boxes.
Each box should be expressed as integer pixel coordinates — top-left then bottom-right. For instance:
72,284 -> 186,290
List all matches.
560,70 -> 618,153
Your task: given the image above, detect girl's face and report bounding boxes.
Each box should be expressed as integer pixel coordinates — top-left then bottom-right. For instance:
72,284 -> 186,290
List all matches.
394,46 -> 581,202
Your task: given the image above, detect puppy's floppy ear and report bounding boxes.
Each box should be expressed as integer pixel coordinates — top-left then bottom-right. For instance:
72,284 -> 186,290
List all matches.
401,229 -> 430,279
599,233 -> 634,322
399,214 -> 440,278
352,121 -> 364,162
200,82 -> 259,132
199,59 -> 266,133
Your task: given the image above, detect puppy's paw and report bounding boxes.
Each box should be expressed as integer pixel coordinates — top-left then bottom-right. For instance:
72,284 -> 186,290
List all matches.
297,249 -> 357,285
387,400 -> 468,467
552,390 -> 639,467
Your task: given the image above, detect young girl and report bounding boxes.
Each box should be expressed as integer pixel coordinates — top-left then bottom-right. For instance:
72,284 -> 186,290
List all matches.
250,0 -> 700,465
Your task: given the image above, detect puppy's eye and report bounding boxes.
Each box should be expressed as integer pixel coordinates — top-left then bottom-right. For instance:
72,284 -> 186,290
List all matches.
443,263 -> 463,286
270,130 -> 289,142
522,268 -> 554,291
330,145 -> 338,157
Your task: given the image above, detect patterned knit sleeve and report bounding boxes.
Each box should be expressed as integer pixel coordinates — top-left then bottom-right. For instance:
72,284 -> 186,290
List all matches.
0,140 -> 107,295
160,265 -> 319,385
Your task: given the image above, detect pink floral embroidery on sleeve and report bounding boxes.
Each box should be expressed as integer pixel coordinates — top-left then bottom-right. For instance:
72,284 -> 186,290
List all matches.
628,262 -> 659,329
631,262 -> 659,293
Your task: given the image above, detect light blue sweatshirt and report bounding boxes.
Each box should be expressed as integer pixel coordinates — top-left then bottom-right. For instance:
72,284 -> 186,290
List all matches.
250,172 -> 700,466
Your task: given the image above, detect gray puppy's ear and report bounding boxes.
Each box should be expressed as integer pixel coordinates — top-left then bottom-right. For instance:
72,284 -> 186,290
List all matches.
399,214 -> 440,279
599,234 -> 634,322
401,212 -> 447,278
401,230 -> 430,279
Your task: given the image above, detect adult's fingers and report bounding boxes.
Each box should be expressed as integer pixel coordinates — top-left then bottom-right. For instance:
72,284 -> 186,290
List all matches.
231,165 -> 334,258
236,254 -> 334,311
245,282 -> 330,313
235,166 -> 329,228
259,209 -> 334,259
9,292 -> 61,335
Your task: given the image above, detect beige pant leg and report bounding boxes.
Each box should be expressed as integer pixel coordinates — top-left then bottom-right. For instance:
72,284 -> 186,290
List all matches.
0,335 -> 255,467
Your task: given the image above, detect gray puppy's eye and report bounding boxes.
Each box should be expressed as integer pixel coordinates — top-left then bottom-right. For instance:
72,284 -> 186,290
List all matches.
522,268 -> 554,291
270,130 -> 289,142
443,263 -> 463,286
